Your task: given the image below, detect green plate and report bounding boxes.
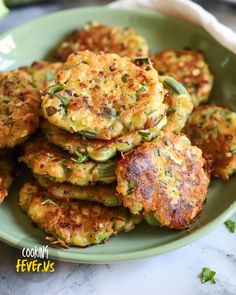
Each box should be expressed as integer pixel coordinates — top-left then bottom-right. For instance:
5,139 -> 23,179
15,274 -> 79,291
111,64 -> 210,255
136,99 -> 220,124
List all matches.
0,7 -> 236,264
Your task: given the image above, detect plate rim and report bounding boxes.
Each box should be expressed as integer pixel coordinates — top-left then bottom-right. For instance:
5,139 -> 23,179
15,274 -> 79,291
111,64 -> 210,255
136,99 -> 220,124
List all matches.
0,5 -> 236,264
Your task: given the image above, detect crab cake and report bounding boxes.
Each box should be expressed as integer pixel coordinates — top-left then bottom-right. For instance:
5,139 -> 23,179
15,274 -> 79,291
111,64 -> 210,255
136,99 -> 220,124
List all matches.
161,76 -> 193,133
54,22 -> 149,62
184,105 -> 236,180
21,61 -> 62,91
116,132 -> 209,229
41,113 -> 167,162
36,175 -> 121,206
42,51 -> 165,140
19,137 -> 117,186
0,70 -> 41,148
19,181 -> 142,247
0,151 -> 14,204
151,49 -> 213,107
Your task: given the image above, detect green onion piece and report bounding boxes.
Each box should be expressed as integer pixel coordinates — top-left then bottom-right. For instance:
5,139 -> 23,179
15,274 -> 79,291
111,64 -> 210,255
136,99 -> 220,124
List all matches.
139,130 -> 151,137
225,219 -> 235,233
41,199 -> 56,206
167,108 -> 176,114
163,76 -> 187,95
145,212 -> 161,226
98,162 -> 116,178
201,267 -> 216,284
98,231 -> 111,243
45,174 -> 56,182
127,181 -> 135,194
45,71 -> 55,82
230,147 -> 236,154
134,57 -> 151,66
71,151 -> 88,164
48,83 -> 64,97
136,85 -> 147,95
121,73 -> 129,83
55,93 -> 69,108
104,195 -> 122,207
80,130 -> 97,139
175,180 -> 181,187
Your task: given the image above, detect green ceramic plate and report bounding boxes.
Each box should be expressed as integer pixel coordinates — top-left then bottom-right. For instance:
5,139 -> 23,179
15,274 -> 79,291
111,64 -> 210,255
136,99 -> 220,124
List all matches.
0,7 -> 236,264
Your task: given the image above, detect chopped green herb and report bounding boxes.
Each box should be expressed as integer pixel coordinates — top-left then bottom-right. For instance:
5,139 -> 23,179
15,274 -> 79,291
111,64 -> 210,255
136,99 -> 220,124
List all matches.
80,130 -> 97,139
45,175 -> 56,182
230,147 -> 236,154
93,78 -> 100,83
45,71 -> 55,82
148,109 -> 157,115
164,139 -> 171,146
48,83 -> 64,97
102,108 -> 117,119
136,85 -> 147,95
225,219 -> 235,233
167,108 -> 176,114
139,130 -> 151,137
98,231 -> 110,242
165,170 -> 172,177
71,151 -> 88,163
41,199 -> 56,206
145,212 -> 161,226
2,99 -> 10,104
98,162 -> 116,178
104,195 -> 121,207
55,93 -> 69,109
134,57 -> 151,66
201,267 -> 216,284
163,76 -> 187,95
175,180 -> 181,187
128,181 -> 135,194
121,73 -> 129,83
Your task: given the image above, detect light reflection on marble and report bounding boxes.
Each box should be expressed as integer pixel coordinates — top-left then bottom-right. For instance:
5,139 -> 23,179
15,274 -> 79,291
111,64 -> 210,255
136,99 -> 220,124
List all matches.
0,1 -> 235,295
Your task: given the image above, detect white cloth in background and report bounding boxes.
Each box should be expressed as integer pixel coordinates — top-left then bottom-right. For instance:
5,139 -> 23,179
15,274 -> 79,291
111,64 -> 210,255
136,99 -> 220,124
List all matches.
109,0 -> 236,54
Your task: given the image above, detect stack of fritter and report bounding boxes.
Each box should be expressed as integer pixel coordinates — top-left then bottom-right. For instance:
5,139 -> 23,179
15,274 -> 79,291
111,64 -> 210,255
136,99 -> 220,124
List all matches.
1,21 -> 236,248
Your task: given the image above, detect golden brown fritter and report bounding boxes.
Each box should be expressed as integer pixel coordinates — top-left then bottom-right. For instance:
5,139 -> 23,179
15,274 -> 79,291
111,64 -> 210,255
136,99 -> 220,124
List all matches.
21,60 -> 62,91
19,181 -> 142,247
54,22 -> 149,62
41,113 -> 167,162
161,76 -> 193,133
36,175 -> 121,207
151,49 -> 213,107
19,137 -> 117,186
0,151 -> 14,204
116,132 -> 209,229
184,104 -> 236,180
0,70 -> 41,148
42,51 -> 165,140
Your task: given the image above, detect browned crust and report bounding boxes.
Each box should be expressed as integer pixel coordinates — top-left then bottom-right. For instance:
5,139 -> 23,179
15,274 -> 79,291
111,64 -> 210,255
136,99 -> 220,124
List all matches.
116,133 -> 209,229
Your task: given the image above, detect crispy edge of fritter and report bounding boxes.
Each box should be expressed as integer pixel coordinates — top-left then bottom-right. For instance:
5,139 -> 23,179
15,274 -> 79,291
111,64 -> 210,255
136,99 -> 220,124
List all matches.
35,175 -> 121,207
151,49 -> 213,107
183,104 -> 236,180
54,22 -> 149,61
19,181 -> 142,247
19,136 -> 117,186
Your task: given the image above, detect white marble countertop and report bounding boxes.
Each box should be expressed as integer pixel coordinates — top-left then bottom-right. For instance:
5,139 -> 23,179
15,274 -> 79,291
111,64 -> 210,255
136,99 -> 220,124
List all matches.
0,1 -> 236,294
